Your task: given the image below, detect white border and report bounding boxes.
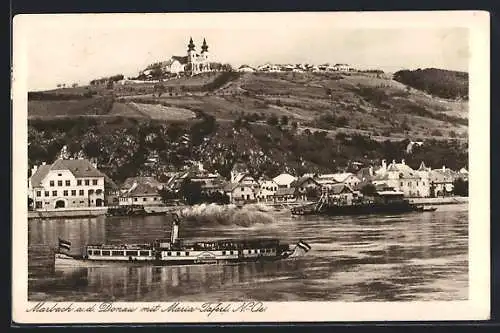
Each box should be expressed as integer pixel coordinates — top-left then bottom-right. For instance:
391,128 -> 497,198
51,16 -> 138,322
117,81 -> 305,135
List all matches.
12,11 -> 490,323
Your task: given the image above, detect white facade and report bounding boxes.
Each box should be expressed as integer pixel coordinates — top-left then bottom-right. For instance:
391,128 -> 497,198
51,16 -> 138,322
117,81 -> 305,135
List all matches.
256,180 -> 278,201
273,173 -> 297,188
30,160 -> 105,210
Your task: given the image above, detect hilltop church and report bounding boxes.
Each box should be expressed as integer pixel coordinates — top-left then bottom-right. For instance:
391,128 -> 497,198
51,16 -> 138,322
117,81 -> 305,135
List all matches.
147,37 -> 211,77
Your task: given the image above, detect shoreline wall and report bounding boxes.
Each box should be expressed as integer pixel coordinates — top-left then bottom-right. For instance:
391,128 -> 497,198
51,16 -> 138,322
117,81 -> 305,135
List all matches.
408,197 -> 468,205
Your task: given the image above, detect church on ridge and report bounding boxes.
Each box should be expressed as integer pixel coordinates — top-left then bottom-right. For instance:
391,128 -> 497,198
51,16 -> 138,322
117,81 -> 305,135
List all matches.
156,37 -> 212,77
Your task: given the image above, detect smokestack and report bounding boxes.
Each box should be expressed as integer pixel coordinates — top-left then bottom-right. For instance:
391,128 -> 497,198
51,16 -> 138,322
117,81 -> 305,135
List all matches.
171,215 -> 180,244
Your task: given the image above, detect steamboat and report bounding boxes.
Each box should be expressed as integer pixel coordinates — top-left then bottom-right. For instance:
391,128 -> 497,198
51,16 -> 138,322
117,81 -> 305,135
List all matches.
54,214 -> 312,268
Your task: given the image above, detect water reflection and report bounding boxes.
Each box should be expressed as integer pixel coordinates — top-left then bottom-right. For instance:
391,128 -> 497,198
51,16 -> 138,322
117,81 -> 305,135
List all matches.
28,204 -> 468,301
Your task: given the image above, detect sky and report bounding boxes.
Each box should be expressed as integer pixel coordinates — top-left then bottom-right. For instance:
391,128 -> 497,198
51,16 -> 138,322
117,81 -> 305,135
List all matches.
14,12 -> 470,91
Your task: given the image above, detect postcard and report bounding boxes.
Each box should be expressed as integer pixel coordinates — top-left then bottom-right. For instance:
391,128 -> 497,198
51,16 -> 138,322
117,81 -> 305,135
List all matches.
12,11 -> 490,324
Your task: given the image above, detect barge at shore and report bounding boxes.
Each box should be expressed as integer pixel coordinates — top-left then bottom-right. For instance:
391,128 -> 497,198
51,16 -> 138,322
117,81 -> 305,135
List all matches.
54,214 -> 311,267
291,191 -> 433,216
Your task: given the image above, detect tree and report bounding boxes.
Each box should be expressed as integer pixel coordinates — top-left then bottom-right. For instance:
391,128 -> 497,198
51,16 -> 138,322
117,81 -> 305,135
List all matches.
360,183 -> 377,196
280,115 -> 289,126
180,179 -> 202,205
267,115 -> 279,126
453,178 -> 468,196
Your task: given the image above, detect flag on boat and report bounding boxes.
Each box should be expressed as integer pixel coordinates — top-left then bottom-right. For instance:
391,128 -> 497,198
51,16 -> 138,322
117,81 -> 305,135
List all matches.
58,238 -> 71,251
288,240 -> 312,258
297,240 -> 311,252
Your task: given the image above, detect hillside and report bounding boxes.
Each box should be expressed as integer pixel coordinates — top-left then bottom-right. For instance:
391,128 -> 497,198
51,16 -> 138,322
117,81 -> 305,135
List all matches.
27,70 -> 469,182
29,71 -> 468,140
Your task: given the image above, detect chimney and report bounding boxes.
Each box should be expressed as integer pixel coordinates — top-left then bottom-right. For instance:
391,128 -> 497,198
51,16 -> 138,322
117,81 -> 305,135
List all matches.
369,166 -> 373,176
442,165 -> 446,171
392,159 -> 396,165
401,159 -> 405,165
382,159 -> 387,170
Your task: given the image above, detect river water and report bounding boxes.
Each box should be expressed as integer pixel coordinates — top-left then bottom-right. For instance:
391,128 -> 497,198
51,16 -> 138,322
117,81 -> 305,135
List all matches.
28,204 -> 468,302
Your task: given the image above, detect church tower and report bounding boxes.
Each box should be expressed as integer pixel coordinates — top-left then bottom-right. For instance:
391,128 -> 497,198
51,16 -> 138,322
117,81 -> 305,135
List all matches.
187,37 -> 196,74
200,38 -> 209,72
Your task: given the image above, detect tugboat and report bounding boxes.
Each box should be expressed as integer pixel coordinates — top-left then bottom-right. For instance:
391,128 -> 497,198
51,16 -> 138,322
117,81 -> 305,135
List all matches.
54,214 -> 311,268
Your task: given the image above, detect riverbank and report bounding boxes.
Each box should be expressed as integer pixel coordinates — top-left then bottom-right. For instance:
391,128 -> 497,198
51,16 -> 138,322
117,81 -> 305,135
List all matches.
28,207 -> 108,219
408,197 -> 468,205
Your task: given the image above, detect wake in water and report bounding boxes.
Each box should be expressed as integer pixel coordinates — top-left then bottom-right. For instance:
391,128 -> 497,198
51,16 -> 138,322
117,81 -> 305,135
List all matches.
178,203 -> 275,227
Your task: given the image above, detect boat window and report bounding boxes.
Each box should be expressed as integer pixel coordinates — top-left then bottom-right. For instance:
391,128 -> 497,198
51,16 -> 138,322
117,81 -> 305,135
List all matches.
112,250 -> 123,256
167,252 -> 171,256
185,252 -> 189,256
176,252 -> 181,256
229,251 -> 233,255
102,250 -> 110,256
139,251 -> 150,256
222,251 -> 226,255
87,250 -> 92,255
126,251 -> 138,256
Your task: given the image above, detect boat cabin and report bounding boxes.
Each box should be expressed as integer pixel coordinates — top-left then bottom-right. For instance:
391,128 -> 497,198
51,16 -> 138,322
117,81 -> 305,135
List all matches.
85,243 -> 155,261
373,191 -> 408,204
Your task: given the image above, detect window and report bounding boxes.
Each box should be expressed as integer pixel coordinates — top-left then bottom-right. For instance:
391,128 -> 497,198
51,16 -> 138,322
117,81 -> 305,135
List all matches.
143,198 -> 147,202
57,180 -> 63,186
65,180 -> 70,186
134,198 -> 138,202
71,190 -> 76,196
92,179 -> 98,185
50,181 -> 54,187
44,191 -> 49,197
154,197 -> 157,201
167,252 -> 171,256
140,251 -> 150,256
126,251 -> 138,256
36,191 -> 41,197
185,252 -> 189,256
222,250 -> 226,255
63,190 -> 68,196
79,190 -> 84,196
87,250 -> 92,256
88,189 -> 94,195
58,173 -> 62,177
400,182 -> 403,187
52,190 -> 57,197
35,201 -> 42,209
229,251 -> 234,255
112,250 -> 123,256
176,252 -> 181,256
85,180 -> 90,186
96,189 -> 102,195
77,180 -> 82,186
79,201 -> 84,204
102,251 -> 111,256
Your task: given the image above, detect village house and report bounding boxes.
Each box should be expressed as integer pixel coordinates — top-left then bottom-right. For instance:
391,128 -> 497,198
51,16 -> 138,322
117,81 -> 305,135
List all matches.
329,172 -> 361,189
372,159 -> 430,197
224,183 -> 256,203
292,176 -> 321,201
458,167 -> 469,182
429,165 -> 458,197
325,184 -> 356,205
256,179 -> 278,202
314,174 -> 340,192
29,158 -> 106,209
273,173 -> 297,189
118,177 -> 164,206
274,187 -> 296,203
237,65 -> 256,73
